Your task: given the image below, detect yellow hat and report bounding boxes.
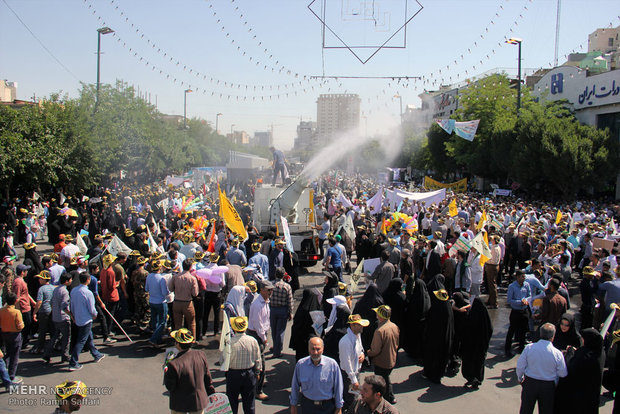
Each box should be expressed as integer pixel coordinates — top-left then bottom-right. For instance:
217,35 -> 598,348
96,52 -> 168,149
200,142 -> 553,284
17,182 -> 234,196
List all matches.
150,260 -> 162,271
372,305 -> 392,319
230,316 -> 249,332
124,229 -> 134,237
251,242 -> 261,252
55,380 -> 87,401
23,243 -> 36,250
102,254 -> 117,268
433,289 -> 449,301
195,251 -> 206,260
209,253 -> 220,263
136,256 -> 148,265
583,266 -> 596,276
612,329 -> 620,346
64,234 -> 74,242
129,250 -> 141,257
347,314 -> 370,327
171,328 -> 194,344
245,280 -> 257,293
36,270 -> 52,280
338,282 -> 347,295
162,260 -> 173,270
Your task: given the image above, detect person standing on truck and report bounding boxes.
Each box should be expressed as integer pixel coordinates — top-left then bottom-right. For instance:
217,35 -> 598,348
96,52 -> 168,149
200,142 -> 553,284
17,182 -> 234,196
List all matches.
270,146 -> 287,186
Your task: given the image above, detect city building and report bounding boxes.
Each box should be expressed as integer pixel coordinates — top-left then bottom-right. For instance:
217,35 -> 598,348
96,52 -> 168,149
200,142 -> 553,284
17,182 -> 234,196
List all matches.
228,130 -> 250,145
316,94 -> 361,145
254,131 -> 273,147
0,80 -> 17,102
294,121 -> 317,149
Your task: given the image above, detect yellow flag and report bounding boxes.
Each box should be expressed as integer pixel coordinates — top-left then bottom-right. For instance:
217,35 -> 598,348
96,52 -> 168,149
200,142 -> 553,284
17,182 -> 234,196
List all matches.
187,189 -> 193,197
472,231 -> 491,266
555,210 -> 562,225
476,210 -> 487,232
381,217 -> 387,235
448,199 -> 458,217
218,183 -> 248,240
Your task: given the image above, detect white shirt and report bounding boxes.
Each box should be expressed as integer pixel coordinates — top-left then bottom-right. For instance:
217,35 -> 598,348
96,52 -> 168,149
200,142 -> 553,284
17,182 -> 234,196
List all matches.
248,294 -> 270,343
468,253 -> 484,284
516,339 -> 567,383
338,328 -> 364,385
60,243 -> 80,266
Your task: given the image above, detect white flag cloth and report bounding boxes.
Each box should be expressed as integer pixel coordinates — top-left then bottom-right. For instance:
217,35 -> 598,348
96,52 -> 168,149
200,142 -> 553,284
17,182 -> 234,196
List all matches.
108,235 -> 132,256
337,191 -> 354,208
76,233 -> 88,255
147,227 -> 157,254
218,318 -> 232,372
366,188 -> 383,215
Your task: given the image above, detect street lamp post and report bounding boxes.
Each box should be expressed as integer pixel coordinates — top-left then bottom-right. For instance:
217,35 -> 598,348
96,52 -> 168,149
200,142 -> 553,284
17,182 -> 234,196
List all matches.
394,94 -> 403,124
183,89 -> 192,129
216,113 -> 222,134
96,27 -> 114,108
506,37 -> 522,112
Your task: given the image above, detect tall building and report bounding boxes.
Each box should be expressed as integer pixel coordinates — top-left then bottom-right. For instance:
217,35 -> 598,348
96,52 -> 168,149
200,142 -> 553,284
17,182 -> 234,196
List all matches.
588,26 -> 620,54
228,130 -> 250,145
0,80 -> 17,102
254,131 -> 273,147
316,94 -> 361,145
294,121 -> 317,150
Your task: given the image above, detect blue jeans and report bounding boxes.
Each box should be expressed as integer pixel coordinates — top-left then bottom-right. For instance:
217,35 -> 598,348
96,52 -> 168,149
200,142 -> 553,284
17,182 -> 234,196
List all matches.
333,266 -> 343,283
1,332 -> 21,380
70,322 -> 103,368
149,303 -> 168,344
0,357 -> 12,387
269,306 -> 288,357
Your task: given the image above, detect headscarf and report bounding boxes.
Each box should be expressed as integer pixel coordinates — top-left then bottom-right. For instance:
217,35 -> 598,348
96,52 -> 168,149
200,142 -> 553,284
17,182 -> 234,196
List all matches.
326,295 -> 349,333
225,285 -> 247,317
552,313 -> 581,351
452,291 -> 470,309
425,273 -> 446,292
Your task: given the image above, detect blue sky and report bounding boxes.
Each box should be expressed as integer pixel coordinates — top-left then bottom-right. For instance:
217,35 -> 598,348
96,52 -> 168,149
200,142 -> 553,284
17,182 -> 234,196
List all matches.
1,0 -> 618,149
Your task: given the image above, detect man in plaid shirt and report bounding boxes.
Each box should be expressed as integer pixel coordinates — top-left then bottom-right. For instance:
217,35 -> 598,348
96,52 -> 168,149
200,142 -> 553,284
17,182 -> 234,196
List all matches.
269,267 -> 293,358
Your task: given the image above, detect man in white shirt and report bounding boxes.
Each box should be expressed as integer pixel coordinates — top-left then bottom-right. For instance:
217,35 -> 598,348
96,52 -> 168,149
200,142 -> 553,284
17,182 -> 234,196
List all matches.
247,280 -> 273,401
338,314 -> 369,412
516,323 -> 567,414
59,235 -> 80,269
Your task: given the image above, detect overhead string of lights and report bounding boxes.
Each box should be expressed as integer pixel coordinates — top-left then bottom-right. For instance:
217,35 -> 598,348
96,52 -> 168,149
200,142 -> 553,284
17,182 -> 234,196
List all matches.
218,0 -> 320,85
82,2 -> 340,101
418,0 -> 533,88
86,0 -> 328,93
355,1 -> 531,116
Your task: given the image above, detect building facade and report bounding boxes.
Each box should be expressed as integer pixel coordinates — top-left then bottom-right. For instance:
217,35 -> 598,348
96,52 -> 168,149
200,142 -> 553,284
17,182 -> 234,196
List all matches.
316,94 -> 360,145
254,131 -> 273,148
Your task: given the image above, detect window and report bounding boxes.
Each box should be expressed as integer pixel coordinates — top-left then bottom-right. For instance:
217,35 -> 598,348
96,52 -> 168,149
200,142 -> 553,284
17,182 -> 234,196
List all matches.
609,38 -> 614,47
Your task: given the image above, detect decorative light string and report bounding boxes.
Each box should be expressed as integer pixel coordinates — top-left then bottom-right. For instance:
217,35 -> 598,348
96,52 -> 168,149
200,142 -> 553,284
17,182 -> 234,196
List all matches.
85,0 -> 325,93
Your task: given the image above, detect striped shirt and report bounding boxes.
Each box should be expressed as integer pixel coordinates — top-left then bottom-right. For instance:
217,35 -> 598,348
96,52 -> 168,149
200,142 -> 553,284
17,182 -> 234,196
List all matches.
229,333 -> 262,372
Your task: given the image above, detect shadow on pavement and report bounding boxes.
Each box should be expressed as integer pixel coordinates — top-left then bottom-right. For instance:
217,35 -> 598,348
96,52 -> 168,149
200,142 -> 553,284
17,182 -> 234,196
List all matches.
490,367 -> 519,389
417,382 -> 472,403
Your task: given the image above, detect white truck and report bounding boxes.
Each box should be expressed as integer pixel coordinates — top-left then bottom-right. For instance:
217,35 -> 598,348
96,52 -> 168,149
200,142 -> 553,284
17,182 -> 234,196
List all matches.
252,177 -> 321,267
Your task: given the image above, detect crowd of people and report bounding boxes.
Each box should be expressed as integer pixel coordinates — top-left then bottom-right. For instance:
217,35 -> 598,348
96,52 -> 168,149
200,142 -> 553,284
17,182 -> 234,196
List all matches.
0,171 -> 620,413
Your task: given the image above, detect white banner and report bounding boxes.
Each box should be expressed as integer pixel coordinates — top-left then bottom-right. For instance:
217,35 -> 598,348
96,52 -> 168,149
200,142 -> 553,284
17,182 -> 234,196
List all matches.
386,188 -> 446,208
280,216 -> 295,253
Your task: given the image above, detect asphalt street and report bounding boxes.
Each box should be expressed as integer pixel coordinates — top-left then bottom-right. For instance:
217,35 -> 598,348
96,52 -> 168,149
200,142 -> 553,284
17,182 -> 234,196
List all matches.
0,240 -> 615,413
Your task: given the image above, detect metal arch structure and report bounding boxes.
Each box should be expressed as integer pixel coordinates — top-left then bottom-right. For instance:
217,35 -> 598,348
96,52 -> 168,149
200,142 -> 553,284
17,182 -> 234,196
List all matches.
308,0 -> 424,64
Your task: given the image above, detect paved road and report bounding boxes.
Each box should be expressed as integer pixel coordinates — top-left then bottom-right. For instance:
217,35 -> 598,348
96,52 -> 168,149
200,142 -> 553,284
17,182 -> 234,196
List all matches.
1,240 -> 614,413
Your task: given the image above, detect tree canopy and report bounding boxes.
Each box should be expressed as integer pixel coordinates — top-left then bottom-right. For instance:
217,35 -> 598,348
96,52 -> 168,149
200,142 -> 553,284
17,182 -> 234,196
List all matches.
405,73 -> 618,198
0,81 -> 268,197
